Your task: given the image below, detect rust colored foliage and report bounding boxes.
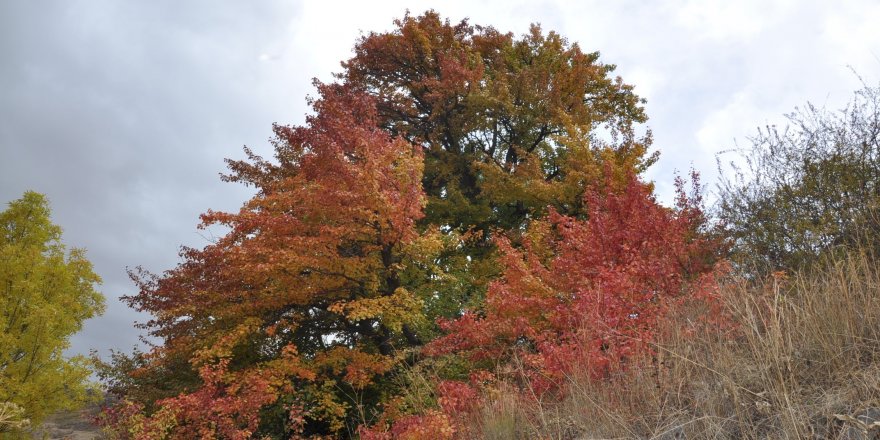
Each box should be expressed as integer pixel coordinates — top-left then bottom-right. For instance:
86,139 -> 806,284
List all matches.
99,360 -> 282,440
426,173 -> 722,391
343,11 -> 654,232
106,84 -> 429,437
358,411 -> 454,440
360,175 -> 725,438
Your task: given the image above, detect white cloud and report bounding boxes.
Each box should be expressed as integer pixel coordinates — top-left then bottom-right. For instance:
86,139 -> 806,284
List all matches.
821,2 -> 880,76
674,0 -> 796,41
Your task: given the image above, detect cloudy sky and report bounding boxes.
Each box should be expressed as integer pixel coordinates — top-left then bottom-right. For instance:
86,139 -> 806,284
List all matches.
2,1 -> 879,360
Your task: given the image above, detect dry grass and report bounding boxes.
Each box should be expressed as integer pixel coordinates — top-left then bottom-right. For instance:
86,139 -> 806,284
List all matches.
471,250 -> 880,439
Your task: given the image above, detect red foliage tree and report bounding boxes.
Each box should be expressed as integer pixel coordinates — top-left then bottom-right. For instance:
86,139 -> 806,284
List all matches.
426,174 -> 722,390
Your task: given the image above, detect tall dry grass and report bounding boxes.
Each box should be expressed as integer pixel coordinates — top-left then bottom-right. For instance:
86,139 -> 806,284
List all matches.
469,250 -> 880,439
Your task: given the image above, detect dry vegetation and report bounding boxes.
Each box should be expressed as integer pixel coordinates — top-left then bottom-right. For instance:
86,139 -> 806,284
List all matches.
461,250 -> 880,439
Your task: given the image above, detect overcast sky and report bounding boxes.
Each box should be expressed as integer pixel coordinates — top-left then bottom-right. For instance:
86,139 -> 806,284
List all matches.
2,1 -> 879,360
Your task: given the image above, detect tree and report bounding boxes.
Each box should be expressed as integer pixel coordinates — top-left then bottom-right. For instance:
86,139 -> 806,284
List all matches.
717,82 -> 880,272
344,12 -> 653,228
0,191 -> 104,431
103,11 -> 671,439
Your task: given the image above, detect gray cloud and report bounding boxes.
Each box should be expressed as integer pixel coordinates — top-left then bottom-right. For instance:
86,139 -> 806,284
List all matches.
2,0 -> 879,361
1,1 -> 307,357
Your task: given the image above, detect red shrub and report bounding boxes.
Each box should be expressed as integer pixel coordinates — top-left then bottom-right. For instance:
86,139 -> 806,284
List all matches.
427,174 -> 723,387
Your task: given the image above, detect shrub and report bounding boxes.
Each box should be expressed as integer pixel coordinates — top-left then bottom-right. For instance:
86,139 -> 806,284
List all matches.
717,82 -> 880,273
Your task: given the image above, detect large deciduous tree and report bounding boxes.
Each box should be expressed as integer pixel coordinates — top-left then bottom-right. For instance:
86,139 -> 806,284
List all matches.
103,11 -> 690,439
0,191 -> 104,432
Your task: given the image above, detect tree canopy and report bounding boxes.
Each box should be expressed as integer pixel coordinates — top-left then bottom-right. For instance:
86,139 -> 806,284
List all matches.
0,191 -> 104,432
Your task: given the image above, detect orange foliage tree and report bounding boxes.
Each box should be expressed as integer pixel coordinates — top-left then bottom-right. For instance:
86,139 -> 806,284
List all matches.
100,11 -> 722,440
344,11 -> 654,229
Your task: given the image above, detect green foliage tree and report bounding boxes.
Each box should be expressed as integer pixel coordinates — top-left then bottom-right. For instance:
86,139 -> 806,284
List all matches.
717,82 -> 880,273
0,191 -> 105,432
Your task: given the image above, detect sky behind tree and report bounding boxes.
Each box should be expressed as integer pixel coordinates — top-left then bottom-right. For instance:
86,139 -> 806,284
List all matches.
2,0 -> 879,359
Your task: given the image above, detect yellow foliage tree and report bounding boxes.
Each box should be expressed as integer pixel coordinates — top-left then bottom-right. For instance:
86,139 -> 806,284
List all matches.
0,191 -> 105,432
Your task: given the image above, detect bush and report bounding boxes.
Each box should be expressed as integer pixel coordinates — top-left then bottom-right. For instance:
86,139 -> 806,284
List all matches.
717,82 -> 880,273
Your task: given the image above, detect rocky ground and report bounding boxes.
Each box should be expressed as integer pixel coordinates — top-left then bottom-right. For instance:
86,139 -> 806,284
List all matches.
29,404 -> 104,440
